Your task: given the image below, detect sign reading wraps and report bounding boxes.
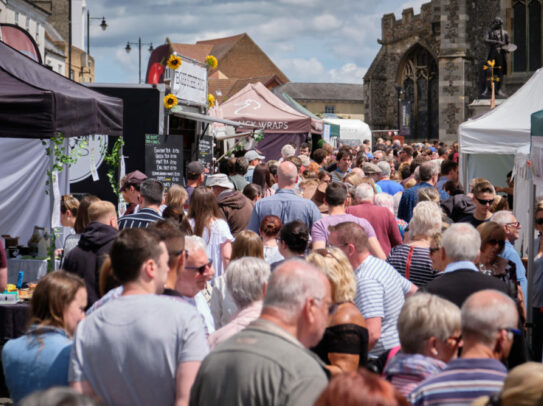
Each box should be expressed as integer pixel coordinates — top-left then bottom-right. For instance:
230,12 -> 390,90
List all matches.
171,58 -> 208,106
144,134 -> 183,190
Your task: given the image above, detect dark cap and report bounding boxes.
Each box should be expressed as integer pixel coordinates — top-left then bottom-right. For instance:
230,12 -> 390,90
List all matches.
119,170 -> 147,191
186,161 -> 204,176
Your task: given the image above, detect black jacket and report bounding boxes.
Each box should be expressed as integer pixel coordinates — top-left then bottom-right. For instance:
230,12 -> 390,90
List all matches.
63,222 -> 118,307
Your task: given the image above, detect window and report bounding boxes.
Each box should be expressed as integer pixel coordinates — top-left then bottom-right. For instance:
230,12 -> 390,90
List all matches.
513,0 -> 542,72
324,105 -> 335,114
14,11 -> 19,25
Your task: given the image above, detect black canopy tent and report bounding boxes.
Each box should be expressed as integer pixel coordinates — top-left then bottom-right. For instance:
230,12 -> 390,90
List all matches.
0,40 -> 123,139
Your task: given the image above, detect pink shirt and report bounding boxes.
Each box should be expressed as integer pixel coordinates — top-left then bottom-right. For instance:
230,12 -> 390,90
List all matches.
208,301 -> 263,349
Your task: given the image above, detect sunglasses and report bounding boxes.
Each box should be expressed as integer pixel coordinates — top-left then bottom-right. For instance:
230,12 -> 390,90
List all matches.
185,260 -> 213,274
536,218 -> 543,225
476,197 -> 494,205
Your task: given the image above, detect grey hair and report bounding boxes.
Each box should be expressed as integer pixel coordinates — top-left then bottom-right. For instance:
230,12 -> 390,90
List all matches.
226,257 -> 270,308
393,192 -> 402,217
419,161 -> 438,182
354,183 -> 375,203
374,192 -> 395,214
408,201 -> 442,238
263,259 -> 327,322
281,144 -> 296,159
398,293 -> 461,354
185,235 -> 209,257
377,161 -> 391,177
461,289 -> 518,346
490,210 -> 515,226
441,222 -> 480,261
414,166 -> 421,182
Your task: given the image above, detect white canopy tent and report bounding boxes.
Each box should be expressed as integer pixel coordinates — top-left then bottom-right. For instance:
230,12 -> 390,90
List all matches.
323,118 -> 372,148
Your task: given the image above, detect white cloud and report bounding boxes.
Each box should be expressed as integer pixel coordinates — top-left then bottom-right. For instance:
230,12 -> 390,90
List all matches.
278,57 -> 366,83
329,63 -> 367,83
311,14 -> 342,31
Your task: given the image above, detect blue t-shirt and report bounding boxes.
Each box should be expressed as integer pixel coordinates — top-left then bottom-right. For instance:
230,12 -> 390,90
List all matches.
2,326 -> 72,404
377,179 -> 404,196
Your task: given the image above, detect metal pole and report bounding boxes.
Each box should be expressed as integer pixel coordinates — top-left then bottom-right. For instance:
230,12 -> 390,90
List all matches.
86,10 -> 90,56
68,0 -> 72,79
138,37 -> 142,84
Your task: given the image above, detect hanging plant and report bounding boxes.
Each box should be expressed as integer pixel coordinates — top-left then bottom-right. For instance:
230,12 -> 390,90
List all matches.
208,93 -> 216,108
164,93 -> 178,109
205,55 -> 218,69
103,136 -> 125,196
167,54 -> 182,70
42,133 -> 86,194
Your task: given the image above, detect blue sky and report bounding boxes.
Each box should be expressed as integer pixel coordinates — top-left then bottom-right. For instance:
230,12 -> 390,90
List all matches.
89,0 -> 428,84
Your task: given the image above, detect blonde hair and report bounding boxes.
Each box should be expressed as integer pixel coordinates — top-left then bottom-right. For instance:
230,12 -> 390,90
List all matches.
231,230 -> 264,260
165,184 -> 188,207
88,201 -> 116,223
306,247 -> 356,303
343,173 -> 364,188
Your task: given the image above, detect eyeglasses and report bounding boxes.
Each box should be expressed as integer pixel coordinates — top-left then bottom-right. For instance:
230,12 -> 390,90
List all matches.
429,247 -> 440,255
536,218 -> 543,225
500,327 -> 521,339
169,249 -> 188,260
185,260 -> 213,274
448,334 -> 462,344
476,197 -> 494,206
505,221 -> 521,229
313,297 -> 338,316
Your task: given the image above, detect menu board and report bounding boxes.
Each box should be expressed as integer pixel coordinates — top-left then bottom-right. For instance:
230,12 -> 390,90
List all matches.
198,135 -> 214,173
144,134 -> 183,190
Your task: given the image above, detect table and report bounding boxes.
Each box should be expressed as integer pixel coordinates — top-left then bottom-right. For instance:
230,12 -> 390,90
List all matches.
0,302 -> 30,342
7,258 -> 48,284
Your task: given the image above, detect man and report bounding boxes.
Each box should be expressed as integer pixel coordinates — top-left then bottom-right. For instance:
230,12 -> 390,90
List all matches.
119,170 -> 147,215
248,161 -> 321,233
376,160 -> 404,196
244,150 -> 265,183
435,160 -> 459,195
399,145 -> 413,165
229,157 -> 249,192
118,179 -> 164,229
361,162 -> 383,192
409,290 -> 518,405
311,148 -> 329,169
185,161 -> 205,206
63,201 -> 118,307
189,260 -> 330,406
490,210 -> 528,305
299,142 -> 311,157
346,183 -> 402,256
398,161 -> 444,222
330,149 -> 352,182
69,228 -> 208,406
207,174 -> 252,237
312,182 -> 386,259
328,222 -> 417,358
460,180 -> 495,228
422,223 -> 510,307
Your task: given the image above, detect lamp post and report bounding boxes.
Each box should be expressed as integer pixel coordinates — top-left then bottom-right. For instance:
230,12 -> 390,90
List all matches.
395,85 -> 404,133
87,10 -> 107,57
125,37 -> 154,84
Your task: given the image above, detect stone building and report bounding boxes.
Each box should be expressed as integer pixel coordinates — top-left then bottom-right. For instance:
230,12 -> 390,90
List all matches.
363,0 -> 541,143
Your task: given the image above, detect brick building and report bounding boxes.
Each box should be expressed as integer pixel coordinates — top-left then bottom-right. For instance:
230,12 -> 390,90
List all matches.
364,0 -> 541,143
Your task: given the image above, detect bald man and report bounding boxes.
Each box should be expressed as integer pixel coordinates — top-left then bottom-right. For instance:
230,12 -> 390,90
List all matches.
248,161 -> 322,233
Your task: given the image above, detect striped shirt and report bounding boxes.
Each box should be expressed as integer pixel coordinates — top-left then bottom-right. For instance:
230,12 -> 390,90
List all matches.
409,358 -> 507,406
354,255 -> 412,358
386,244 -> 436,287
118,208 -> 163,230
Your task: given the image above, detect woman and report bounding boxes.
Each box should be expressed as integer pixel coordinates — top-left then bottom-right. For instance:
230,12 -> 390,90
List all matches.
307,247 -> 369,375
252,163 -> 274,197
62,195 -> 100,264
60,195 -> 79,230
210,230 -> 264,329
2,271 -> 87,404
374,193 -> 408,238
384,293 -> 461,397
188,186 -> 233,278
260,215 -> 284,265
428,232 -> 448,273
165,184 -> 188,208
343,173 -> 364,188
242,183 -> 262,204
386,201 -> 442,286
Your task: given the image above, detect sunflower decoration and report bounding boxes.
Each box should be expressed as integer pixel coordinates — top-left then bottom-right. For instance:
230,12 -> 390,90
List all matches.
167,54 -> 182,70
205,55 -> 218,69
163,93 -> 178,109
208,93 -> 216,108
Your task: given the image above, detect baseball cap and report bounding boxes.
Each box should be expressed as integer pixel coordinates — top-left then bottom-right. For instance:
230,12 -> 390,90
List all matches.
119,170 -> 147,191
245,150 -> 265,161
205,174 -> 234,190
186,161 -> 205,176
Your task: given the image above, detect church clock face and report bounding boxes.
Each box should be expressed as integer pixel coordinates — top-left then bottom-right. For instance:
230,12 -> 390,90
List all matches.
398,46 -> 438,140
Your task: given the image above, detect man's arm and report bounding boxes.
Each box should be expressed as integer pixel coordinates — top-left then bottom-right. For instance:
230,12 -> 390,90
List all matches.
247,205 -> 260,233
365,317 -> 382,350
368,237 -> 386,260
175,361 -> 201,406
406,283 -> 418,297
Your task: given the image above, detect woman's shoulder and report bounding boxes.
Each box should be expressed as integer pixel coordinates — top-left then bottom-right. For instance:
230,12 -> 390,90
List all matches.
330,302 -> 366,328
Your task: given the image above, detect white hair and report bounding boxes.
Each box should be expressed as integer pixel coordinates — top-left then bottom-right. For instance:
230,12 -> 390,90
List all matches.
374,192 -> 394,214
263,259 -> 327,322
354,183 -> 375,203
398,293 -> 461,354
185,235 -> 209,257
441,222 -> 481,262
377,161 -> 391,177
226,257 -> 270,308
490,210 -> 515,226
281,144 -> 296,159
461,289 -> 518,346
393,192 -> 402,217
408,201 -> 442,238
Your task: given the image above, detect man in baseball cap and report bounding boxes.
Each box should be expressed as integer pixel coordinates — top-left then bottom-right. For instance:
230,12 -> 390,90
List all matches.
244,150 -> 265,183
185,161 -> 205,207
119,170 -> 147,215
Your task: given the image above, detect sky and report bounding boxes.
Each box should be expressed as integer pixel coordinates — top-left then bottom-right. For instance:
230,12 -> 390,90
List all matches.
89,0 -> 429,85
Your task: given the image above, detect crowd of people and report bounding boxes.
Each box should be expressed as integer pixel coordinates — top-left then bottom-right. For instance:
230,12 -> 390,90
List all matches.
1,137 -> 542,406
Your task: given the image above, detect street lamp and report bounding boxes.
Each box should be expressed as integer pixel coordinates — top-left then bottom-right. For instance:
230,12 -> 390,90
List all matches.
87,10 -> 107,57
395,85 -> 404,133
125,37 -> 154,84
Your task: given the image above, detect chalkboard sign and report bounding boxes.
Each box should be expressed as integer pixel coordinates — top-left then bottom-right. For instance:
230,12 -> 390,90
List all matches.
198,135 -> 214,173
145,134 -> 183,190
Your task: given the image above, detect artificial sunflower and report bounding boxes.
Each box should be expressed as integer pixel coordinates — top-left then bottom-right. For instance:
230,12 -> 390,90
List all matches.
205,55 -> 218,69
164,93 -> 178,109
208,93 -> 215,108
167,54 -> 182,70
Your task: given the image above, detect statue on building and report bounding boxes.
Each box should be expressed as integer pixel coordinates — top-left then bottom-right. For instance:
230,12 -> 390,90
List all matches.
481,17 -> 515,98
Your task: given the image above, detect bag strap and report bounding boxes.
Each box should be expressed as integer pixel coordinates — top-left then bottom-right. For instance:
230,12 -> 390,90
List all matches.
405,246 -> 415,280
